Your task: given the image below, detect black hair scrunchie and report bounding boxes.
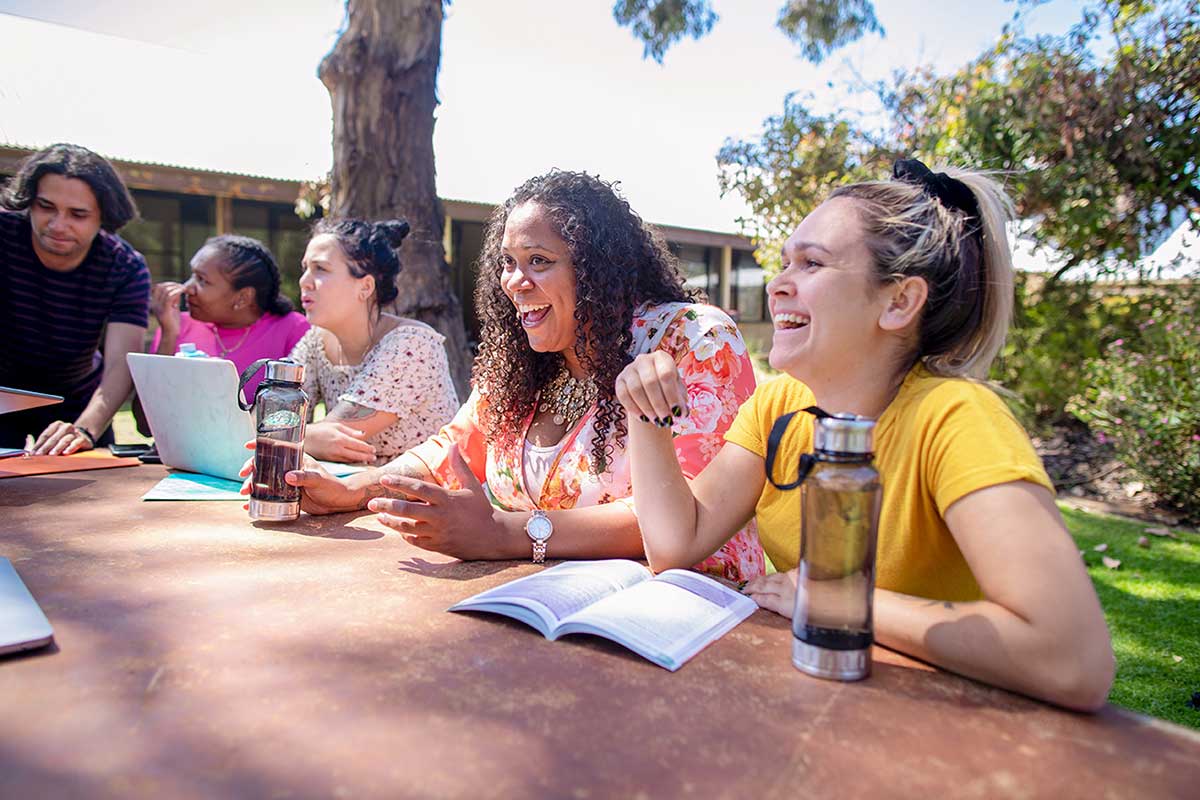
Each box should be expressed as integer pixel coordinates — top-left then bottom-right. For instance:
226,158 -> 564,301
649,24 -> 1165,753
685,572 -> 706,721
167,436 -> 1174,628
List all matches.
892,158 -> 981,223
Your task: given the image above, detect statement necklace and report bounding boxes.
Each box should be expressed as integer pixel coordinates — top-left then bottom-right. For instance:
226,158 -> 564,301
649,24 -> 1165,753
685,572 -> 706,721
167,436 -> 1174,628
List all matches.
539,368 -> 598,427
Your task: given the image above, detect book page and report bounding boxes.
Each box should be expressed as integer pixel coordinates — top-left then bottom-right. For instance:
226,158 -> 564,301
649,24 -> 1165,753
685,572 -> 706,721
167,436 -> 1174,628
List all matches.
449,560 -> 652,632
559,570 -> 757,670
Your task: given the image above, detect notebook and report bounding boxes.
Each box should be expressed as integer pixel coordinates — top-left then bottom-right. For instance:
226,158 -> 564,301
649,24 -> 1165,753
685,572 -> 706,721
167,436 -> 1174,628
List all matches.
127,353 -> 256,481
0,558 -> 54,655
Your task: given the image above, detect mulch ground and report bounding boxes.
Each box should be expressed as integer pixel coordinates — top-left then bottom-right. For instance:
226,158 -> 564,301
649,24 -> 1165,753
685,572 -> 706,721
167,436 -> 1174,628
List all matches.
1033,419 -> 1195,528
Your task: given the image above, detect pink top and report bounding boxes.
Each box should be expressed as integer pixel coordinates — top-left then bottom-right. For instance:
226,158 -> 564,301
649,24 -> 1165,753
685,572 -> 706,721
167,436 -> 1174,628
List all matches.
152,311 -> 311,402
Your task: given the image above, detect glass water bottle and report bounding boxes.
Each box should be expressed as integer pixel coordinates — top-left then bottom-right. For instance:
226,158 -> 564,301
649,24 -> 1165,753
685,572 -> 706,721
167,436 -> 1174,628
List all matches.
247,359 -> 309,522
791,413 -> 882,681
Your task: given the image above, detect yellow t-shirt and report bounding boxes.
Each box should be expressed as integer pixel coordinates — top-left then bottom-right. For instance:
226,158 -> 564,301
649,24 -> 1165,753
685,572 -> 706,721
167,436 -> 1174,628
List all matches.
725,367 -> 1054,601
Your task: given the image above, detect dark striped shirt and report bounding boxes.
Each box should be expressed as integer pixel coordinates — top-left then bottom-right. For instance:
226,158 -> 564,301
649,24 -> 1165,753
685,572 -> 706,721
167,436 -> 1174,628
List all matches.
0,209 -> 150,396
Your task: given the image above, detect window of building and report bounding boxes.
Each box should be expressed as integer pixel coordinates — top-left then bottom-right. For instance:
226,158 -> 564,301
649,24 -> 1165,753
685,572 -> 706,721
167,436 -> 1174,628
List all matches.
121,191 -> 185,281
180,195 -> 215,277
732,248 -> 768,322
268,206 -> 309,307
233,199 -> 309,307
449,220 -> 486,345
122,192 -> 215,282
672,243 -> 719,304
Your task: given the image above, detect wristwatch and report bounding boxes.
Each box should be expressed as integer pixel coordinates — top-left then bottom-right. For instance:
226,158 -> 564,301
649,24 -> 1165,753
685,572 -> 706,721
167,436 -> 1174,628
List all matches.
525,509 -> 553,563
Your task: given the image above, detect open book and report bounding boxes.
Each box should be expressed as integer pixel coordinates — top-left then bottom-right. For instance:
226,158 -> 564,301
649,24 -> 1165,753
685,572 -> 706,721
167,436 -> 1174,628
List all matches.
449,560 -> 757,671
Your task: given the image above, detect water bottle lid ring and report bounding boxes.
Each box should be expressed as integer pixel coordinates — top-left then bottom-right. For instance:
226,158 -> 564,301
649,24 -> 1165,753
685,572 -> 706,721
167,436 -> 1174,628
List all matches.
814,414 -> 875,455
264,359 -> 304,384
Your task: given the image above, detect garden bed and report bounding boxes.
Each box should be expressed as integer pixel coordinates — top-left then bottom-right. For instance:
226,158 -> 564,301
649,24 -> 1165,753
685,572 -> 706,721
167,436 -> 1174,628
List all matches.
1034,419 -> 1195,528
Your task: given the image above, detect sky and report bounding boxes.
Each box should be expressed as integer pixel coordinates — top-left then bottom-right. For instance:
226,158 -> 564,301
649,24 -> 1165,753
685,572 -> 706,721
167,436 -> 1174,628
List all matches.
0,0 -> 1090,234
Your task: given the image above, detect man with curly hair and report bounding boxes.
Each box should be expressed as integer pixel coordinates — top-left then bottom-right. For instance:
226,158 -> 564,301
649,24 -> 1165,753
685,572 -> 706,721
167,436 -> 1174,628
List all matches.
244,171 -> 763,581
1,143 -> 150,454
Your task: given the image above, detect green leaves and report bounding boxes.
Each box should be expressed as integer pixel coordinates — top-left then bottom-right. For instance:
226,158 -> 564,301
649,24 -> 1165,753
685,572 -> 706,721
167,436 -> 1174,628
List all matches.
776,0 -> 884,64
612,0 -> 881,65
611,0 -> 718,63
900,0 -> 1200,277
1068,289 -> 1200,521
715,0 -> 1199,282
716,93 -> 898,273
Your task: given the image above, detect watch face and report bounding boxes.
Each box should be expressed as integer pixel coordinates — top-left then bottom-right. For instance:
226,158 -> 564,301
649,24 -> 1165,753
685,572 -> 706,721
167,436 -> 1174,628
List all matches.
527,515 -> 553,542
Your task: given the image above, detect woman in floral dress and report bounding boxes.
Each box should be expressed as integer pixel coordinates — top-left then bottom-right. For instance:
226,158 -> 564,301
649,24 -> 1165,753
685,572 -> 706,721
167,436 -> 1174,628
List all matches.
288,218 -> 459,465
246,170 -> 763,581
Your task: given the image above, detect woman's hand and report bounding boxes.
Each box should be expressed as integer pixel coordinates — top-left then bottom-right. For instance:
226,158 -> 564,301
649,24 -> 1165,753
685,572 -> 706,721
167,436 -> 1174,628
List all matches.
31,421 -> 94,456
239,441 -> 363,515
615,351 -> 689,427
368,445 -> 511,560
150,282 -> 185,336
304,421 -> 377,464
745,570 -> 797,618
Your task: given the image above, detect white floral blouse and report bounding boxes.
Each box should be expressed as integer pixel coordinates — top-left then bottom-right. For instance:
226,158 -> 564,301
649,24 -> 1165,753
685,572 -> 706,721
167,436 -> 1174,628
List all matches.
289,323 -> 460,464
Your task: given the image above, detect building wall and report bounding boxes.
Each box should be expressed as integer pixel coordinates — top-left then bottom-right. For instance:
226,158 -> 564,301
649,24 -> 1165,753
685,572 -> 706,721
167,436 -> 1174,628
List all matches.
116,191 -> 310,303
2,149 -> 774,348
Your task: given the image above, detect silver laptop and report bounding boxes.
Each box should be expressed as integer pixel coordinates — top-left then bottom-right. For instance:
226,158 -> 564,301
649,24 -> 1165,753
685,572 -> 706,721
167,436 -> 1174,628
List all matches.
1,386 -> 67,457
127,353 -> 254,481
0,385 -> 63,415
0,558 -> 54,655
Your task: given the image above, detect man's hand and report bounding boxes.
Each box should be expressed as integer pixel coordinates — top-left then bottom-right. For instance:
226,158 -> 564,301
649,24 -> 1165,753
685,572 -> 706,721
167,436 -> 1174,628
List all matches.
368,445 -> 509,560
32,421 -> 94,456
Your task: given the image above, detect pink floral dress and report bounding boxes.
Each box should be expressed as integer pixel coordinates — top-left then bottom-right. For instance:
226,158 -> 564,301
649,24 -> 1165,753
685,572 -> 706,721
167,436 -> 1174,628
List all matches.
408,302 -> 765,582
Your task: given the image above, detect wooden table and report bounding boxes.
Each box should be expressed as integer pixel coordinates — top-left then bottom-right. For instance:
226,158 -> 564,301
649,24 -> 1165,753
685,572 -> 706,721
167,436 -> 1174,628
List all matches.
1,466 -> 1197,799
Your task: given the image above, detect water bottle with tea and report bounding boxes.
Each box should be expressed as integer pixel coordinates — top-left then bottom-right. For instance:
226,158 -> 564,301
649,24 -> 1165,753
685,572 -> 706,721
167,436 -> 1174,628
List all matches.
239,359 -> 309,522
765,408 -> 882,681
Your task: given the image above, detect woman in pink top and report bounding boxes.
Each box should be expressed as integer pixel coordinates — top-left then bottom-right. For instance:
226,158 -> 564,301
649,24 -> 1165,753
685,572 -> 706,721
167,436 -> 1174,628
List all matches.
150,235 -> 310,402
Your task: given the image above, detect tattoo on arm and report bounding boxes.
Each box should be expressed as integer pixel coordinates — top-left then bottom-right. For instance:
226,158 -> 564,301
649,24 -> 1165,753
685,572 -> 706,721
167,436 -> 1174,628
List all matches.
328,400 -> 379,422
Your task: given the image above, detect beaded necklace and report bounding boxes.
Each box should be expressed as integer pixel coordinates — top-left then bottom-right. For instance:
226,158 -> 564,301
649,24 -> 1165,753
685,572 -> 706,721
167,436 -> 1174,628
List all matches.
538,368 -> 598,427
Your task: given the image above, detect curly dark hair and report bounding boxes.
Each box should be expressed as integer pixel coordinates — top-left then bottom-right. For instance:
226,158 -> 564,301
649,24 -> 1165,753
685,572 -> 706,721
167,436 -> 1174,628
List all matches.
473,170 -> 697,474
312,217 -> 411,307
1,143 -> 138,232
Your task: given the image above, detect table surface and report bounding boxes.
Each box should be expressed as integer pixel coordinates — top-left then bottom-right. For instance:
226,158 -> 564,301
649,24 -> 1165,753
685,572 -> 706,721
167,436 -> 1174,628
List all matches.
1,465 -> 1197,799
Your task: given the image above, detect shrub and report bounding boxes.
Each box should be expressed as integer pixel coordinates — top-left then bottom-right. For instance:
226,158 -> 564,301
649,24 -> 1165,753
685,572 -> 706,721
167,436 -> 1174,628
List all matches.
1067,289 -> 1200,520
992,276 -> 1147,425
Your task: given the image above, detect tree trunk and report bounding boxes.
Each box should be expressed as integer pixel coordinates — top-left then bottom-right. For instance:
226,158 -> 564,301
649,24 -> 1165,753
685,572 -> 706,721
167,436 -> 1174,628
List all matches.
319,0 -> 472,398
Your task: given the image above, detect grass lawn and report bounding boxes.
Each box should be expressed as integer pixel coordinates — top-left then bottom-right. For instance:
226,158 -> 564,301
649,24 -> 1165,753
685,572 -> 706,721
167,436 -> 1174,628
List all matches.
1060,505 -> 1200,729
110,410 -> 1198,727
111,408 -> 151,444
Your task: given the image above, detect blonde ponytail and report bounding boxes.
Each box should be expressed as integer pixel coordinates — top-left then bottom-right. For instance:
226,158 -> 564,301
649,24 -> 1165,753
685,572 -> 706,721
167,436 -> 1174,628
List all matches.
830,165 -> 1016,379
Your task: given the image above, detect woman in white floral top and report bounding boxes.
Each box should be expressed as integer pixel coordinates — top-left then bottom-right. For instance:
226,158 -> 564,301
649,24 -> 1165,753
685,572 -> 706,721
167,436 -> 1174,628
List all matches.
288,218 -> 459,464
247,172 -> 763,582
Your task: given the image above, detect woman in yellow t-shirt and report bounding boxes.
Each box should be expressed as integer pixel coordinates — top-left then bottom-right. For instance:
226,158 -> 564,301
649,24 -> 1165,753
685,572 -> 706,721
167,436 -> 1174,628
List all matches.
615,159 -> 1114,711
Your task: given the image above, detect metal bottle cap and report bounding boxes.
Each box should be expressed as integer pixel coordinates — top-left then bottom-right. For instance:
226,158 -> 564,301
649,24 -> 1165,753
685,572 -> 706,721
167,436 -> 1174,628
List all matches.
264,359 -> 304,385
814,414 -> 875,455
